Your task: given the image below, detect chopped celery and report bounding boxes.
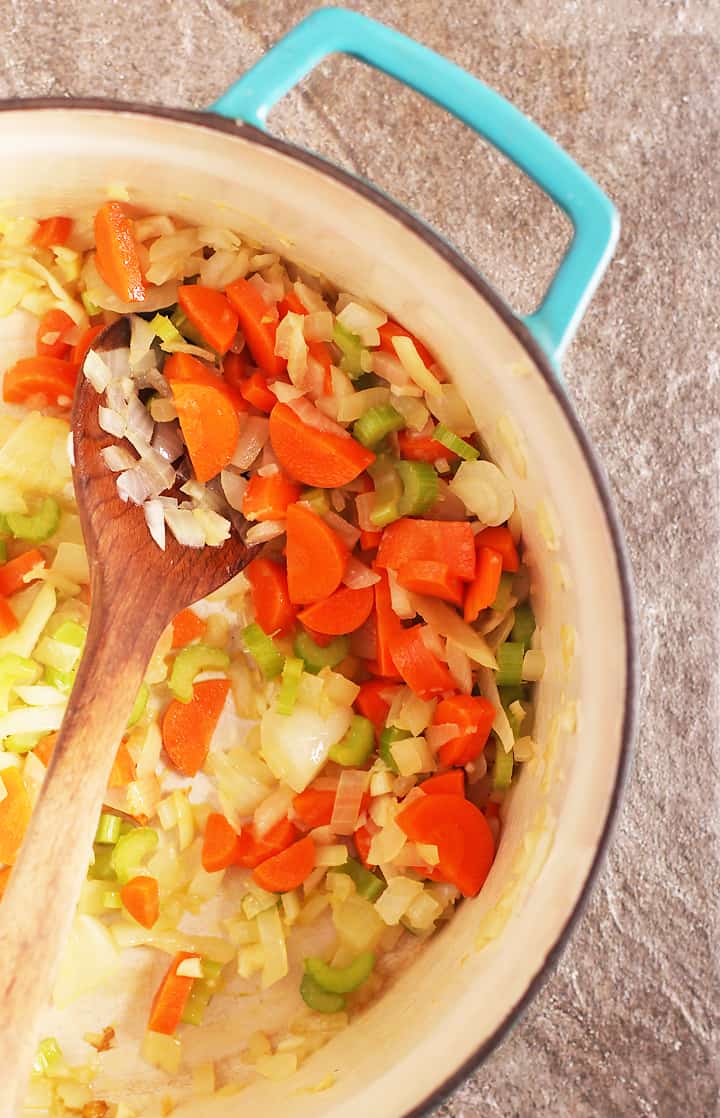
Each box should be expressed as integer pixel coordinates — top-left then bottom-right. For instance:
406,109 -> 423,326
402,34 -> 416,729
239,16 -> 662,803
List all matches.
293,631 -> 348,675
169,644 -> 230,703
433,424 -> 479,461
334,857 -> 385,901
170,306 -> 206,347
6,497 -> 60,543
353,404 -> 405,449
491,572 -> 514,613
379,726 -> 409,774
329,715 -> 375,766
368,455 -> 402,528
127,682 -> 149,727
150,313 -> 183,345
332,321 -> 365,378
88,844 -> 116,881
511,604 -> 536,648
81,291 -> 101,317
44,665 -> 74,693
300,488 -> 330,516
305,951 -> 375,995
396,460 -> 438,516
495,642 -> 525,686
33,1037 -> 64,1076
53,620 -> 86,648
498,683 -> 528,708
277,656 -> 304,716
242,623 -> 284,680
0,653 -> 41,712
110,827 -> 158,884
95,812 -> 122,845
180,961 -> 223,1026
5,732 -> 41,754
492,744 -> 514,790
299,972 -> 345,1014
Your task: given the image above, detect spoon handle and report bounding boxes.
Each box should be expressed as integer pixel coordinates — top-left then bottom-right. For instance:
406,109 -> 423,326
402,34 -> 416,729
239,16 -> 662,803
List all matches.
0,605 -> 161,1118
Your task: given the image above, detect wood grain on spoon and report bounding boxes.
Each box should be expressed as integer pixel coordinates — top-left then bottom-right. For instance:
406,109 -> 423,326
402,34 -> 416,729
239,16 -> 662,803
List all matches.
0,319 -> 253,1118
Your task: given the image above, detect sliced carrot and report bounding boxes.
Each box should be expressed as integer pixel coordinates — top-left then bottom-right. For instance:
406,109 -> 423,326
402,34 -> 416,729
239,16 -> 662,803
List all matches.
71,324 -> 105,369
485,800 -> 500,820
377,321 -> 435,369
171,608 -> 207,649
372,569 -> 403,680
388,625 -> 456,700
420,769 -> 465,796
292,786 -> 336,830
376,519 -> 476,582
94,201 -> 145,303
242,471 -> 301,522
252,834 -> 315,893
269,403 -> 375,488
235,816 -> 299,869
297,584 -> 374,636
36,308 -> 75,359
395,560 -> 464,605
434,694 -> 496,767
285,502 -> 349,605
464,547 -> 503,622
177,285 -> 239,355
120,875 -> 159,929
359,529 -> 382,551
0,550 -> 46,597
33,732 -> 58,768
398,793 -> 495,897
108,740 -> 136,788
0,596 -> 17,637
0,768 -> 31,866
3,356 -> 77,406
398,429 -> 458,463
245,556 -> 296,637
240,371 -> 277,413
222,349 -> 249,392
202,813 -> 239,872
353,679 -> 400,735
474,526 -> 519,573
164,352 -> 241,483
161,679 -> 230,777
226,278 -> 284,376
148,951 -> 199,1035
0,865 -> 10,901
353,824 -> 375,868
32,216 -> 73,249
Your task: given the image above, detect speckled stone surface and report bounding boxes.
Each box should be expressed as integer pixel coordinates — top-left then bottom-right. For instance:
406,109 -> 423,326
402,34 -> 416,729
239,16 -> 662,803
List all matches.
0,1 -> 717,1114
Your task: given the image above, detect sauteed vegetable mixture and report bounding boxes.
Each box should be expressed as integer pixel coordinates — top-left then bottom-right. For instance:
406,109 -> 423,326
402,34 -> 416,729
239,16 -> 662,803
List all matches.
0,204 -> 542,1105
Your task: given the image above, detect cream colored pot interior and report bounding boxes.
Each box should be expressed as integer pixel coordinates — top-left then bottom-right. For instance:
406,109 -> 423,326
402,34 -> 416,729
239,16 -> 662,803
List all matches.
0,109 -> 630,1117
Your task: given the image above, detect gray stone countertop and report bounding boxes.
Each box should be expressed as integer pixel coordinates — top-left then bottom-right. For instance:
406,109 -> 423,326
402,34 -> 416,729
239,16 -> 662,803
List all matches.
0,1 -> 717,1115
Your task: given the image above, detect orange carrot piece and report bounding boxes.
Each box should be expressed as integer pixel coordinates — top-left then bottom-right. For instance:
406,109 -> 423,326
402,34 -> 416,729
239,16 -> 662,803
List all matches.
2,355 -> 77,406
0,769 -> 31,866
108,740 -> 136,788
0,550 -> 46,597
171,608 -> 207,649
235,817 -> 299,869
94,201 -> 145,303
226,278 -> 284,376
164,352 -> 241,483
202,813 -> 239,872
269,403 -> 375,488
276,291 -> 333,393
222,349 -> 249,392
148,951 -> 199,1035
242,471 -> 301,522
252,834 -> 315,893
420,769 -> 465,797
353,824 -> 375,868
36,308 -> 75,359
292,786 -> 336,830
297,584 -> 374,636
162,679 -> 230,777
120,875 -> 159,929
474,526 -> 520,573
372,569 -> 403,680
353,679 -> 400,735
245,557 -> 296,637
464,547 -> 503,622
434,694 -> 496,767
0,865 -> 10,901
71,324 -> 105,369
177,285 -> 239,355
397,429 -> 458,463
398,793 -> 495,897
395,560 -> 464,605
285,502 -> 349,605
32,216 -> 73,249
375,519 -> 476,582
239,371 -> 277,413
33,732 -> 58,768
0,596 -> 17,637
377,321 -> 435,368
359,529 -> 382,551
388,625 -> 456,700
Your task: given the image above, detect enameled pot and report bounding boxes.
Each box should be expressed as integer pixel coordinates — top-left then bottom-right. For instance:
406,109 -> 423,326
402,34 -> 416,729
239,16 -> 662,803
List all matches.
0,9 -> 635,1116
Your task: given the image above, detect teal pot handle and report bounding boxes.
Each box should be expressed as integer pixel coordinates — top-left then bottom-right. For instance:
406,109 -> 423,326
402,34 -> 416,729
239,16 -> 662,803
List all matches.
212,7 -> 619,370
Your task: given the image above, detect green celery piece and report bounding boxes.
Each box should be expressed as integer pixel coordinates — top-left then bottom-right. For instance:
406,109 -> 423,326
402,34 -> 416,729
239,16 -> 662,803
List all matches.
511,605 -> 536,648
299,972 -> 346,1014
491,572 -> 514,613
305,950 -> 375,995
332,321 -> 366,378
5,732 -> 42,754
329,715 -> 375,766
396,460 -> 438,516
170,306 -> 207,348
334,857 -> 385,901
95,812 -> 122,845
293,631 -> 348,675
495,641 -> 525,687
110,827 -> 158,885
300,488 -> 330,516
353,404 -> 405,449
368,455 -> 402,528
33,1037 -> 64,1075
492,744 -> 514,790
150,313 -> 183,346
53,620 -> 86,648
7,497 -> 60,543
88,843 -> 116,881
127,682 -> 149,727
169,644 -> 230,703
379,726 -> 409,774
433,424 -> 479,461
242,623 -> 284,680
276,656 -> 304,716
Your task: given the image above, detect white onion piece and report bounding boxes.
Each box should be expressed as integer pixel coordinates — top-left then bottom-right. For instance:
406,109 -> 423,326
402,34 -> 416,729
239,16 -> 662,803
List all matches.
83,349 -> 112,392
337,301 -> 386,346
426,385 -> 475,436
101,445 -> 136,473
330,770 -> 368,836
116,469 -> 151,505
446,638 -> 473,693
126,392 -> 154,443
372,350 -> 411,388
335,387 -> 390,424
129,314 -> 156,370
98,407 -> 126,437
388,570 -> 416,619
303,310 -> 334,342
449,460 -> 514,527
151,421 -> 184,463
420,625 -> 446,660
288,396 -> 350,438
342,557 -> 380,589
476,666 -> 514,753
424,479 -> 468,521
355,492 -> 376,533
135,451 -> 176,494
294,282 -> 328,313
231,416 -> 269,470
199,247 -> 250,290
254,784 -> 295,838
246,520 -> 285,546
320,509 -> 360,550
143,499 -> 166,550
270,380 -> 304,404
391,335 -> 441,397
164,507 -> 205,548
408,593 -> 497,669
220,469 -> 249,512
425,723 -> 461,754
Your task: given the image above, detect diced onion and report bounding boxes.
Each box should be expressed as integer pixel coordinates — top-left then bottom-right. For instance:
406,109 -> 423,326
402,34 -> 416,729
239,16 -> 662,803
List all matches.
164,507 -> 205,548
83,349 -> 112,392
449,460 -> 515,526
368,816 -> 406,865
98,407 -> 126,438
319,508 -> 360,550
231,416 -> 269,470
288,396 -> 350,438
303,310 -> 334,342
446,638 -> 473,693
425,723 -> 460,753
426,385 -> 476,436
143,499 -> 166,550
330,769 -> 368,835
270,380 -> 304,404
387,571 -> 416,619
116,469 -> 151,505
409,593 -> 496,669
522,649 -> 545,681
391,335 -> 441,397
390,394 -> 429,431
335,387 -> 391,424
393,690 -> 435,736
315,844 -> 349,867
476,666 -> 514,753
100,444 -> 135,473
257,904 -> 288,989
246,520 -> 286,546
390,736 -> 435,777
425,479 -> 468,521
342,557 -> 380,589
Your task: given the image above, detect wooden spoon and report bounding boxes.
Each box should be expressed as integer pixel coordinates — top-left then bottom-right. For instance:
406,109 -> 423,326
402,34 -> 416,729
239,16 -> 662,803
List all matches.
0,319 -> 253,1117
